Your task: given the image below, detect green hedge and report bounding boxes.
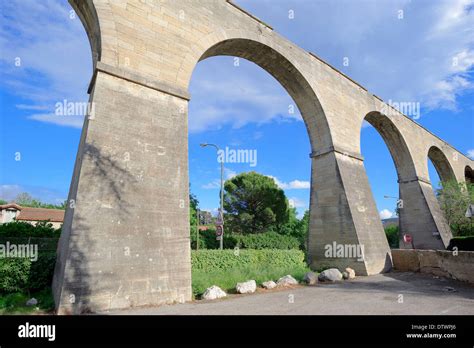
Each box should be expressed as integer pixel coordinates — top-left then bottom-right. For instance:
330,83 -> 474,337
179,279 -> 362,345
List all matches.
384,225 -> 399,249
0,221 -> 61,238
191,249 -> 305,272
447,236 -> 474,251
0,222 -> 60,294
192,229 -> 300,250
230,232 -> 300,250
0,252 -> 57,293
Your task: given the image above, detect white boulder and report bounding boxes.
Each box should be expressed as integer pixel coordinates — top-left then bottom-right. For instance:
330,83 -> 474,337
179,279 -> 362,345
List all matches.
26,298 -> 38,306
202,285 -> 227,300
276,275 -> 298,287
303,272 -> 318,285
345,267 -> 356,279
318,268 -> 343,282
236,280 -> 257,294
261,281 -> 277,289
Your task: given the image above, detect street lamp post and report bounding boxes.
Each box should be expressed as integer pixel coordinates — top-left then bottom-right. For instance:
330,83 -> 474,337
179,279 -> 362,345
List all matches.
200,143 -> 224,250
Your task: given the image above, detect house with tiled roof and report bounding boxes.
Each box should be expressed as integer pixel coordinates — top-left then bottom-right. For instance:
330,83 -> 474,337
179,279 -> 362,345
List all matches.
0,203 -> 64,228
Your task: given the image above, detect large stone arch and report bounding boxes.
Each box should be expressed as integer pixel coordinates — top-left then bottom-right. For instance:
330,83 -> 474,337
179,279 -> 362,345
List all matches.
68,0 -> 102,67
51,0 -> 472,313
363,111 -> 417,179
427,146 -> 457,184
360,112 -> 451,250
194,38 -> 332,151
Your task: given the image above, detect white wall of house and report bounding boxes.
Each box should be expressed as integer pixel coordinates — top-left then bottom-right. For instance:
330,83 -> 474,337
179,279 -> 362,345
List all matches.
0,209 -> 19,224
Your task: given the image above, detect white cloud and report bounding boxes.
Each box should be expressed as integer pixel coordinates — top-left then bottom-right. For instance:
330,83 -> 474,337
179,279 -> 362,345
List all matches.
467,149 -> 474,159
237,0 -> 474,113
202,168 -> 238,189
189,57 -> 302,133
268,176 -> 310,190
288,197 -> 306,209
203,173 -> 310,191
28,113 -> 84,128
202,180 -> 221,190
0,185 -> 23,202
379,209 -> 394,220
287,180 -> 311,189
225,168 -> 237,180
0,0 -> 92,127
15,104 -> 50,111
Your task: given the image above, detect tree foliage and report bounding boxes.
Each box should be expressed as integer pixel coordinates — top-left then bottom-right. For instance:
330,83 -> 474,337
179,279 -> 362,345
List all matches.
6,193 -> 66,210
277,208 -> 309,250
436,181 -> 474,236
224,172 -> 289,234
189,186 -> 199,229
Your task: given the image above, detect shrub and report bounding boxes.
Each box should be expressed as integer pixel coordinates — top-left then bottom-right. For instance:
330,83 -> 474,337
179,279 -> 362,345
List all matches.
0,221 -> 61,238
0,258 -> 31,293
0,252 -> 58,293
28,252 -> 57,291
191,227 -> 220,250
384,225 -> 399,248
0,222 -> 60,294
191,230 -> 300,250
191,249 -> 305,272
231,232 -> 300,250
447,236 -> 474,251
0,288 -> 55,314
436,181 -> 474,237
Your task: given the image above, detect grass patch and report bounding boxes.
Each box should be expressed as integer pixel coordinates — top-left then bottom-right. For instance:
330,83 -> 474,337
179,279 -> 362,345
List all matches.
192,264 -> 310,298
0,287 -> 54,315
191,249 -> 310,297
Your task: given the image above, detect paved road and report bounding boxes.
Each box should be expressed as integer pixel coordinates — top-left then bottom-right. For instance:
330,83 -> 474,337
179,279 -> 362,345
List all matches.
104,272 -> 474,315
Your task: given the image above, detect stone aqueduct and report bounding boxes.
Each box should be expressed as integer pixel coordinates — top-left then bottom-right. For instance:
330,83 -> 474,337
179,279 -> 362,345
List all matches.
52,0 -> 473,313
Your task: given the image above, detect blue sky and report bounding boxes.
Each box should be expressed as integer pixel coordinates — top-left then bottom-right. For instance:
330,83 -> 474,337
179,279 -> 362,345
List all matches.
1,0 -> 473,220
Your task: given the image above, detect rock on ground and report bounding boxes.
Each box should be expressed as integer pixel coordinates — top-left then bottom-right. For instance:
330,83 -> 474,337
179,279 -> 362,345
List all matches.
236,280 -> 257,294
318,268 -> 343,282
261,281 -> 277,289
345,267 -> 356,279
303,272 -> 318,285
202,285 -> 227,300
26,298 -> 38,306
277,275 -> 298,287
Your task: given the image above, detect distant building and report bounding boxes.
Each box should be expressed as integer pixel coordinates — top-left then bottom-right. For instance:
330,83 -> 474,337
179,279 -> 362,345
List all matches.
0,204 -> 64,229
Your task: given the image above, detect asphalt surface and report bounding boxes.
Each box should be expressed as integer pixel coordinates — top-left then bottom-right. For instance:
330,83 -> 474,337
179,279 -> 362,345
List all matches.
104,272 -> 474,315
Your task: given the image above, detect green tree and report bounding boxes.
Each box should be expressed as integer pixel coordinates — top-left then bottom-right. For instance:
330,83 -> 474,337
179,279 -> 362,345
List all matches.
15,192 -> 35,206
189,187 -> 199,228
14,193 -> 66,209
277,208 -> 309,250
436,181 -> 474,236
0,199 -> 7,205
224,172 -> 289,234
